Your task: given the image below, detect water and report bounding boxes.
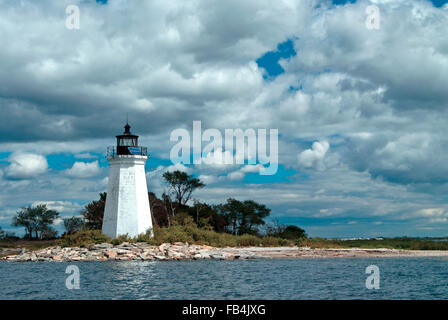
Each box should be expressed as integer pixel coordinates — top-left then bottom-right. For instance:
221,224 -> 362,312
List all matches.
1,257 -> 448,299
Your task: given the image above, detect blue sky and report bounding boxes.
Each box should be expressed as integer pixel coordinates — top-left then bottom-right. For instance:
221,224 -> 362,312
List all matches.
1,0 -> 448,238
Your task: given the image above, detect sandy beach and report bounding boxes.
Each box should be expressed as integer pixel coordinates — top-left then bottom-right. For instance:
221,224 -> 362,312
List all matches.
223,247 -> 448,258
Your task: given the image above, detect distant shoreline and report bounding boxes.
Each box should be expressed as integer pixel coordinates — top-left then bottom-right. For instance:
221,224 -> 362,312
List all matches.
3,242 -> 448,262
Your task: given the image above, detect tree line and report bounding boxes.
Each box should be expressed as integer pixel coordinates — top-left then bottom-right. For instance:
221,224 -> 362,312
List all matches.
9,170 -> 306,241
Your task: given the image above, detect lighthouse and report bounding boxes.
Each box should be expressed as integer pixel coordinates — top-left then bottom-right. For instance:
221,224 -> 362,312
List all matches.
102,122 -> 153,238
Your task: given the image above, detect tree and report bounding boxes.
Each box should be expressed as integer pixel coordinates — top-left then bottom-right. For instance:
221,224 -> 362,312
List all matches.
12,207 -> 36,239
81,192 -> 106,230
265,219 -> 307,240
63,216 -> 85,235
0,226 -> 17,240
217,198 -> 271,235
265,217 -> 285,236
162,171 -> 205,207
280,225 -> 307,240
189,201 -> 227,231
12,204 -> 59,240
40,226 -> 58,240
162,192 -> 175,225
148,192 -> 170,227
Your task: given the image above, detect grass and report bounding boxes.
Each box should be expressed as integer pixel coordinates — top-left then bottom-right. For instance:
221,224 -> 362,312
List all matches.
54,215 -> 295,248
5,223 -> 448,251
302,237 -> 448,250
0,239 -> 59,257
56,225 -> 294,248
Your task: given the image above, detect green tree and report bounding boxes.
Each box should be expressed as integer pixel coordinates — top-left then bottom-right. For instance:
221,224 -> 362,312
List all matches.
40,226 -> 59,240
81,192 -> 106,230
148,192 -> 170,227
217,198 -> 271,235
63,216 -> 85,235
189,201 -> 227,231
12,204 -> 59,239
280,225 -> 307,240
0,226 -> 17,241
265,219 -> 307,240
162,170 -> 205,206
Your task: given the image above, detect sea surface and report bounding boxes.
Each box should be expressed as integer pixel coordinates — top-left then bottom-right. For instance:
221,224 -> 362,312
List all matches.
1,257 -> 448,299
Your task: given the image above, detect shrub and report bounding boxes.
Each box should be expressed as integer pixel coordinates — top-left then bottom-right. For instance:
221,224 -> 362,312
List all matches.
58,230 -> 111,248
236,234 -> 262,247
63,217 -> 85,235
57,223 -> 295,248
262,236 -> 292,247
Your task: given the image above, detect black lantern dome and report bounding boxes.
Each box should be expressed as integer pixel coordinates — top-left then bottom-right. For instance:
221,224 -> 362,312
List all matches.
116,123 -> 138,148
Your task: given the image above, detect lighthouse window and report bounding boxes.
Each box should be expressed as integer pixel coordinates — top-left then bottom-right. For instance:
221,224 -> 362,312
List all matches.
119,137 -> 137,146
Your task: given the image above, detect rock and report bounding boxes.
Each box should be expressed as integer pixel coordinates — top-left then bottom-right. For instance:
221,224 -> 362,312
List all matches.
118,256 -> 130,261
113,248 -> 130,255
200,253 -> 211,259
117,242 -> 134,248
91,243 -> 113,250
158,243 -> 170,252
154,255 -> 167,260
105,250 -> 117,259
139,253 -> 153,261
135,243 -> 152,248
38,257 -> 51,262
235,253 -> 251,259
210,253 -> 227,260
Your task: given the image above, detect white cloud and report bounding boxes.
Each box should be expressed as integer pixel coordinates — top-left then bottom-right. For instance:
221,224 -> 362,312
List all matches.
298,141 -> 329,170
227,164 -> 265,181
5,152 -> 48,179
201,148 -> 235,168
31,200 -> 83,215
65,161 -> 100,178
74,153 -> 97,159
1,0 -> 448,237
198,174 -> 221,184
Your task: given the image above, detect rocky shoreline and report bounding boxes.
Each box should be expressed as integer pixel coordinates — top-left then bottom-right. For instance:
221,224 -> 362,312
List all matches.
3,242 -> 448,262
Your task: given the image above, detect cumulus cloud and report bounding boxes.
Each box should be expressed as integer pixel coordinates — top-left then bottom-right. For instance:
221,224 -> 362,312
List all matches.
298,141 -> 329,170
2,0 -> 448,237
201,148 -> 235,167
227,164 -> 265,181
0,0 -> 313,143
31,200 -> 83,215
5,152 -> 48,179
65,161 -> 100,178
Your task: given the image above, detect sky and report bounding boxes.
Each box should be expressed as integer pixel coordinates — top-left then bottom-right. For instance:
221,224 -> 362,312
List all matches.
1,0 -> 448,238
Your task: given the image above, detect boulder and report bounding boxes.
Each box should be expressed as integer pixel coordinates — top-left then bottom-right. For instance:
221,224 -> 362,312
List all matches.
91,243 -> 113,250
105,250 -> 117,259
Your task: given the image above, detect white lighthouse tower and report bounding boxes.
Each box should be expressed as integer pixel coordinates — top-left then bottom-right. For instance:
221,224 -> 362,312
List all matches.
102,123 -> 153,238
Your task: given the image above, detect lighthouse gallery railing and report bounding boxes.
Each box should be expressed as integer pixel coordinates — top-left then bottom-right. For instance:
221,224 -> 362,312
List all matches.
106,146 -> 148,157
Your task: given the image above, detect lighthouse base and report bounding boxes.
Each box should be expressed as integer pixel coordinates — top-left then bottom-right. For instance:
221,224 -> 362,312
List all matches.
102,155 -> 153,238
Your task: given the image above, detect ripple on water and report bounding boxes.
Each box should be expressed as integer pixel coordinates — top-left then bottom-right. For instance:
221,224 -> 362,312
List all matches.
1,258 -> 448,299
